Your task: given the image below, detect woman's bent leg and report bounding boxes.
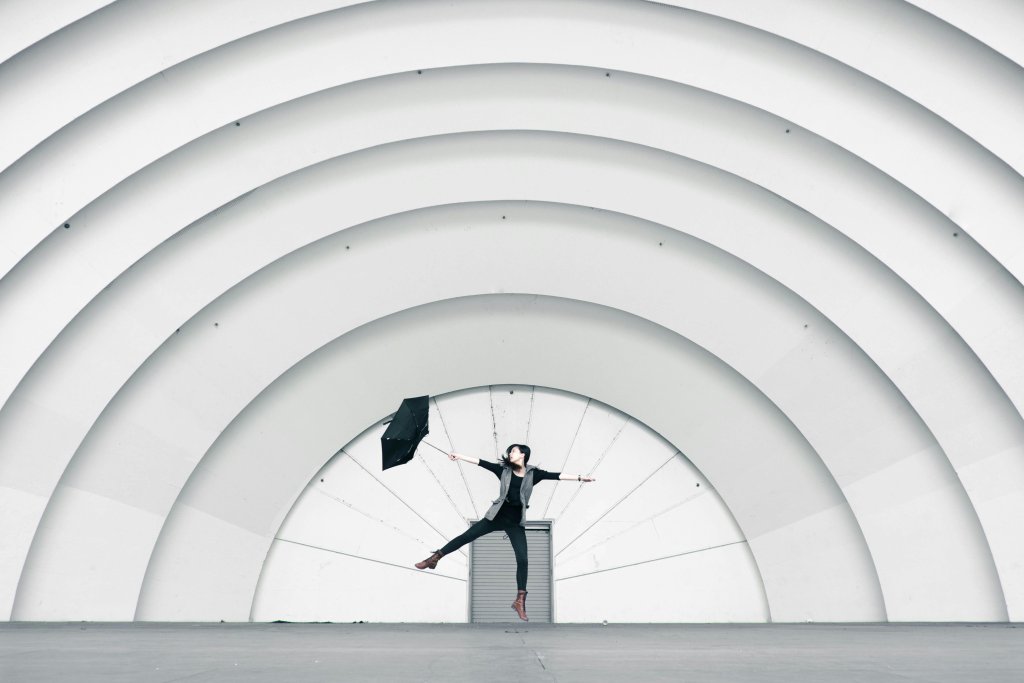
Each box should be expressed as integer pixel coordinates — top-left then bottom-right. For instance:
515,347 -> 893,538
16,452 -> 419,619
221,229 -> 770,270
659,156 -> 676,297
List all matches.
438,518 -> 498,556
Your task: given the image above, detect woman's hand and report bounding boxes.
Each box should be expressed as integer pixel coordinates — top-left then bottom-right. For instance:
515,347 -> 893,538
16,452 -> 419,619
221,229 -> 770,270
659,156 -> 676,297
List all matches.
580,476 -> 596,482
448,453 -> 460,461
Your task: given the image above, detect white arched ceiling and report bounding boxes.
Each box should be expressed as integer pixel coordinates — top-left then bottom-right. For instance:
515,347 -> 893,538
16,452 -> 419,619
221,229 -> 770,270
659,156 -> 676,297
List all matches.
1,1 -> 1022,623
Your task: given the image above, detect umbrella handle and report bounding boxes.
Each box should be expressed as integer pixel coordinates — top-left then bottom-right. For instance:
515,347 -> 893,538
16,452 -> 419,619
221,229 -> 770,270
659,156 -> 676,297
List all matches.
420,440 -> 449,456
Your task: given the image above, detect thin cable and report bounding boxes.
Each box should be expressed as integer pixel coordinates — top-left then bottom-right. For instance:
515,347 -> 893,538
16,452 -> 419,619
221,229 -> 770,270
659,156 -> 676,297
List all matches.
558,485 -> 708,564
314,486 -> 433,549
556,540 -> 748,581
414,451 -> 471,529
554,416 -> 630,521
560,487 -> 707,564
488,385 -> 500,459
433,396 -> 479,519
542,398 -> 590,519
525,386 -> 536,443
554,449 -> 681,558
275,538 -> 465,582
345,449 -> 468,558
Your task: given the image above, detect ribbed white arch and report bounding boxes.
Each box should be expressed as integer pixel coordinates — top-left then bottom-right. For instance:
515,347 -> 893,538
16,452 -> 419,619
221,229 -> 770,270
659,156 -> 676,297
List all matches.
2,0 -> 1022,286
662,0 -> 1024,178
905,0 -> 1024,68
4,62 -> 1024,510
4,0 -> 1021,185
0,0 -> 364,171
0,0 -> 114,64
130,293 -> 874,622
4,65 -> 1022,431
5,132 -> 1018,619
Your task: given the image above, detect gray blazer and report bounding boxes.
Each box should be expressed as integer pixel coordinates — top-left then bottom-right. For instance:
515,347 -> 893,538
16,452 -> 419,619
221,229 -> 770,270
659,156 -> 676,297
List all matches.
484,464 -> 539,527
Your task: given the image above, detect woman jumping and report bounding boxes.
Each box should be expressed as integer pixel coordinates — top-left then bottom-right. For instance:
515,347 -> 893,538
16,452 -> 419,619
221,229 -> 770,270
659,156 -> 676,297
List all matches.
414,444 -> 596,621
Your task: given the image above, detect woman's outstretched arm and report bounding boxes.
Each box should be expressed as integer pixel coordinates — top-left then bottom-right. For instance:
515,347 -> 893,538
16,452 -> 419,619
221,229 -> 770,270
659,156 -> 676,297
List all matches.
559,473 -> 596,482
448,452 -> 480,465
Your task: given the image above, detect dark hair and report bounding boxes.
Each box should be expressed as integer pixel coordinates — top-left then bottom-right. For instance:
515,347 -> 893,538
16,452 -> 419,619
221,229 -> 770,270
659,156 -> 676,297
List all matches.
500,443 -> 531,467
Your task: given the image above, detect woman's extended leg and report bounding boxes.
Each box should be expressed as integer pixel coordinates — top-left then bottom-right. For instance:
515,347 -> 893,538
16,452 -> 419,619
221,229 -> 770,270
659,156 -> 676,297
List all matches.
506,525 -> 529,621
505,525 -> 529,591
414,518 -> 499,569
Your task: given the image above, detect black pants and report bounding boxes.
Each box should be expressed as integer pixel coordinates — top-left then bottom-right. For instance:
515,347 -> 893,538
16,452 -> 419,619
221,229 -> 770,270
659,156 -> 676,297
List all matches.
439,517 -> 528,591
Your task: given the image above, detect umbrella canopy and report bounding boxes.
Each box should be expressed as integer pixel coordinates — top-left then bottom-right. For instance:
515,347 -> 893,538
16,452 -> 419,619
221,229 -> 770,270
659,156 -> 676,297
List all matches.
380,395 -> 431,470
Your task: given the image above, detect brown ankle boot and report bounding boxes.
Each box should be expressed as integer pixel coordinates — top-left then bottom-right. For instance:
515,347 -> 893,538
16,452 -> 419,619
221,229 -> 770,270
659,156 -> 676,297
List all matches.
414,550 -> 444,570
511,590 -> 528,621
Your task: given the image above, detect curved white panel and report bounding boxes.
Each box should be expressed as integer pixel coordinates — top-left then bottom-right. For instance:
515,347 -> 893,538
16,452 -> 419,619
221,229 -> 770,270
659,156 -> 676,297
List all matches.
0,0 -> 113,64
0,0 -> 362,172
134,294 -> 875,622
906,0 -> 1024,68
665,0 -> 1024,177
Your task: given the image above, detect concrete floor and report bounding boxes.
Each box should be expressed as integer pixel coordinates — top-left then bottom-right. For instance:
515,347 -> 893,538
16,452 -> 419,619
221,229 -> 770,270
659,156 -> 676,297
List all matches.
0,623 -> 1021,682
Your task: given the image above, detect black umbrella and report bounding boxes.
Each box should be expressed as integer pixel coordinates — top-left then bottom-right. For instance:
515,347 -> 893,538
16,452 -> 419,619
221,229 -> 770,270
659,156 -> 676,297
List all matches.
380,395 -> 446,470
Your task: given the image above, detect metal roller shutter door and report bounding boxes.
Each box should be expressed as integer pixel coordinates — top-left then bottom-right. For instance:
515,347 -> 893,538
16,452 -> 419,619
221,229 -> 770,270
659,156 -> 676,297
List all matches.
469,522 -> 552,623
